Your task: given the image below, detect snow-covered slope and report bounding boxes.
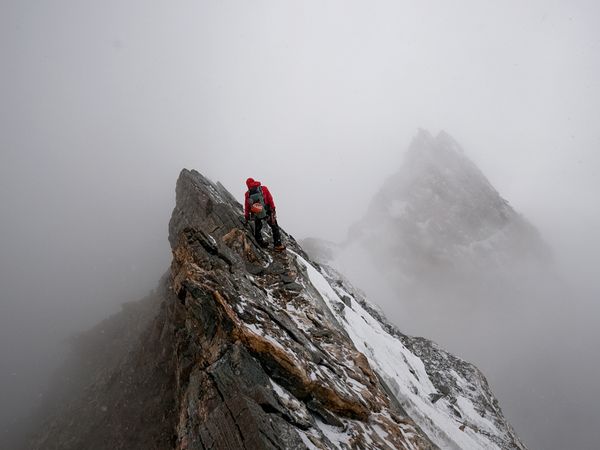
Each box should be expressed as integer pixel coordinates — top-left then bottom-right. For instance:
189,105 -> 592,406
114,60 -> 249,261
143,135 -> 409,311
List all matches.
293,252 -> 525,449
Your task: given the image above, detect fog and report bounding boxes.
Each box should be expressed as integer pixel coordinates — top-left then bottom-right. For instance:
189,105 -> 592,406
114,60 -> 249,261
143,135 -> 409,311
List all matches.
1,1 -> 599,448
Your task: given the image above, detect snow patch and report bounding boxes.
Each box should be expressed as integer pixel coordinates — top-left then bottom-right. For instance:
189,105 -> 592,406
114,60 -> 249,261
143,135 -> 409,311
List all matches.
291,250 -> 504,450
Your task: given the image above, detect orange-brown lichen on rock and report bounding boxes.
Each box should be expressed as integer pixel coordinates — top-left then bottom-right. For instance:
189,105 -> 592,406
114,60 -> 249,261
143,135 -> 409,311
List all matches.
213,289 -> 372,421
222,228 -> 259,263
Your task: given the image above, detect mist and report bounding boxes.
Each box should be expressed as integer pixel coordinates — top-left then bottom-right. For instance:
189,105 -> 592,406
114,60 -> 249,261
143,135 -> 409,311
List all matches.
1,1 -> 599,448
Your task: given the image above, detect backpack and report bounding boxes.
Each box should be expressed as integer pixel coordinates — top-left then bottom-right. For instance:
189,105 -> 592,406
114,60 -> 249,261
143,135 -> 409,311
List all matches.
248,186 -> 268,219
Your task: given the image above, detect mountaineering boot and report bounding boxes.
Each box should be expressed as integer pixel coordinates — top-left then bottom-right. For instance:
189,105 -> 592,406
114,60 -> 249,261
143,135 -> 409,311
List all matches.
274,244 -> 286,252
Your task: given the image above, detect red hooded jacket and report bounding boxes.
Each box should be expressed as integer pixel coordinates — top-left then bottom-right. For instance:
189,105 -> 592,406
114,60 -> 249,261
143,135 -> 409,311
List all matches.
244,178 -> 275,220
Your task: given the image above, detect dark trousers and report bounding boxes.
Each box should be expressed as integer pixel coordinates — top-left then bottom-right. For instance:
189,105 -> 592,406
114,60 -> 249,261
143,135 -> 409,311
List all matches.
254,216 -> 282,246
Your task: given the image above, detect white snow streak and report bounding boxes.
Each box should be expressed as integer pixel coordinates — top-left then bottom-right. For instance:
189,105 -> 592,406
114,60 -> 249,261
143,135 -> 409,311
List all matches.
291,250 -> 503,450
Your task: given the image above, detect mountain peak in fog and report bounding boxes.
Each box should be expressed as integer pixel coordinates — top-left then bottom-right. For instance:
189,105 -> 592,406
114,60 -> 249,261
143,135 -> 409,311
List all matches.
302,131 -> 571,450
403,129 -> 494,194
349,129 -> 550,283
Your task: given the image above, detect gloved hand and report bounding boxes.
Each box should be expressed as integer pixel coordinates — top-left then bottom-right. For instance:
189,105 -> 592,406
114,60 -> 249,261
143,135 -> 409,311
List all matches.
270,209 -> 277,222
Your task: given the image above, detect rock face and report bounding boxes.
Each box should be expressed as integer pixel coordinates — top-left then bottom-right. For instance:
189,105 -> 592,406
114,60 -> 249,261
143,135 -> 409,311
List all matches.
29,169 -> 526,449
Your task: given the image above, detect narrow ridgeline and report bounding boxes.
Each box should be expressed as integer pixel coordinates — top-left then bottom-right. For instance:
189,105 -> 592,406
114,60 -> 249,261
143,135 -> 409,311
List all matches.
30,169 -> 526,450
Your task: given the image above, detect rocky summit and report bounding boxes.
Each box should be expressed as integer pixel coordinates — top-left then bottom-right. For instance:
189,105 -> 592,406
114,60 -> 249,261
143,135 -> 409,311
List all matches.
28,169 -> 526,449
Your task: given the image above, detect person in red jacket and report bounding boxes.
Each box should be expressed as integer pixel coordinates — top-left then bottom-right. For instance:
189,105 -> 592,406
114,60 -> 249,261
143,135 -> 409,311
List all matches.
244,177 -> 284,250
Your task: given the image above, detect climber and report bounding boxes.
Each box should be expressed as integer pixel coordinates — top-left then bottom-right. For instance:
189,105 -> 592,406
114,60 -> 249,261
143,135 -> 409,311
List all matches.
244,177 -> 285,251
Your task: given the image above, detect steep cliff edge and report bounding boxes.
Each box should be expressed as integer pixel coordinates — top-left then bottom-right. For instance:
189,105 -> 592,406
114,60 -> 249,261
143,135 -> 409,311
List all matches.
28,169 -> 525,449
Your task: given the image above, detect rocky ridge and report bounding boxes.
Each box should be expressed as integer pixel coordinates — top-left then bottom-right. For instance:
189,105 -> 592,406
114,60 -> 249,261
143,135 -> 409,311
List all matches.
28,169 -> 526,449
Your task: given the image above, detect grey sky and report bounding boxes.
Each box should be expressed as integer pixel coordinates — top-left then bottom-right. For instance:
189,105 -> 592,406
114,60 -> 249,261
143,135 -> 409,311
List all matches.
1,0 -> 599,447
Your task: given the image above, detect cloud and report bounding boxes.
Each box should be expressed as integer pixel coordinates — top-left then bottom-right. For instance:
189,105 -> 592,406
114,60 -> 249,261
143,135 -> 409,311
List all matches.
1,1 -> 599,448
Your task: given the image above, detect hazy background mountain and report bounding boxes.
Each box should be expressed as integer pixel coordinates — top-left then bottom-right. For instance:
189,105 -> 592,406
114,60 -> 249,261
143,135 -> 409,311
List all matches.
303,130 -> 590,449
1,1 -> 599,449
346,129 -> 551,290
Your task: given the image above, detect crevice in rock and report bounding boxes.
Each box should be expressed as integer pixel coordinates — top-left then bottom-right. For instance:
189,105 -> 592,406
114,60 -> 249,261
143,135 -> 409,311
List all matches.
258,402 -> 311,432
250,301 -> 309,348
210,290 -> 370,421
184,227 -> 234,270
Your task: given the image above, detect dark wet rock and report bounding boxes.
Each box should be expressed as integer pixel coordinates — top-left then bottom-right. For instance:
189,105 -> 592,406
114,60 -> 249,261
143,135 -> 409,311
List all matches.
199,344 -> 307,450
282,281 -> 303,292
246,262 -> 266,276
306,399 -> 345,428
340,295 -> 352,307
311,329 -> 333,339
266,261 -> 287,275
280,274 -> 296,284
429,393 -> 444,404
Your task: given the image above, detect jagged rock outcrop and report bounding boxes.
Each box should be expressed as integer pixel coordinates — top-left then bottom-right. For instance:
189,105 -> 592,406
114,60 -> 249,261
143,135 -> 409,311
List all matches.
28,169 -> 526,449
166,170 -> 434,449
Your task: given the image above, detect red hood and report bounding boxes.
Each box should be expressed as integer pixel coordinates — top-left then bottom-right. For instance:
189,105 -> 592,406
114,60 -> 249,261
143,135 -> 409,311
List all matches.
246,178 -> 261,189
